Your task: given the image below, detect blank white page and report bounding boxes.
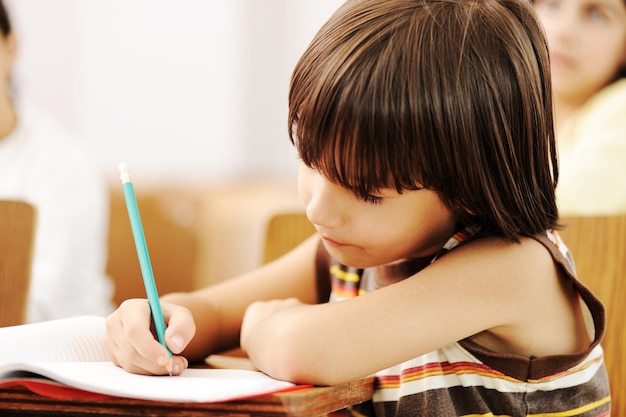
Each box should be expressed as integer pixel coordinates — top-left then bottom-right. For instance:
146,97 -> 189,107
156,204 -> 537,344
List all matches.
0,316 -> 108,363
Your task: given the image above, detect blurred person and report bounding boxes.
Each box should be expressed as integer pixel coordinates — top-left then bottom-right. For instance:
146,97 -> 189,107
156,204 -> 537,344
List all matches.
0,0 -> 115,322
534,0 -> 626,214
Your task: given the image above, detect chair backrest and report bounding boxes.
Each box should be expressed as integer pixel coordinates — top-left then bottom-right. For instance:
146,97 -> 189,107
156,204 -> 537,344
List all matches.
0,200 -> 36,327
558,215 -> 626,417
263,212 -> 316,264
107,188 -> 199,306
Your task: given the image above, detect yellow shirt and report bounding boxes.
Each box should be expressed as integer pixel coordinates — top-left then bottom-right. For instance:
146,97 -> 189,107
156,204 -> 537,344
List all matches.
557,78 -> 626,215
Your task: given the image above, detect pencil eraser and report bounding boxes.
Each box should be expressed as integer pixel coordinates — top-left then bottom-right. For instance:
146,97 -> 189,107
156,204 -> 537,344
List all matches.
119,162 -> 131,183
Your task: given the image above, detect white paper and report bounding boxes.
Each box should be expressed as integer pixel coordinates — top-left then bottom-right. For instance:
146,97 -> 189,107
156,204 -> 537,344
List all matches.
0,361 -> 295,402
0,315 -> 295,402
0,316 -> 108,363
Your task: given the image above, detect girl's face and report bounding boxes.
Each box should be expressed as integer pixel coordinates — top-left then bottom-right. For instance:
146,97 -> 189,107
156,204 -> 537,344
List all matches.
0,32 -> 16,138
0,32 -> 15,100
297,163 -> 457,268
534,0 -> 626,106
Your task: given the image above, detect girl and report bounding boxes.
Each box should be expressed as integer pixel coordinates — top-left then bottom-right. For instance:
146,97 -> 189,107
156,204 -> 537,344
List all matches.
105,0 -> 611,415
534,0 -> 626,214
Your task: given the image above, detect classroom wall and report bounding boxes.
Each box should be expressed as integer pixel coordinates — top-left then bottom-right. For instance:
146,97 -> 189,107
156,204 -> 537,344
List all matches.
6,0 -> 344,186
4,0 -> 343,291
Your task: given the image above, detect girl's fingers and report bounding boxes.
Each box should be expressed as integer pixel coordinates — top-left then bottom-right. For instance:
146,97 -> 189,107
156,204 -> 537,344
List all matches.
162,303 -> 196,355
105,299 -> 191,376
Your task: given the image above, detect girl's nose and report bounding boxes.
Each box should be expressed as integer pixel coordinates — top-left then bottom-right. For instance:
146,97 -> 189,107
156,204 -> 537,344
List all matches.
305,177 -> 346,230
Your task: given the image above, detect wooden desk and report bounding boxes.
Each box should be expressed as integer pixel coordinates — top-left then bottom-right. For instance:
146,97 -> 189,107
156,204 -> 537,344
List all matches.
0,377 -> 374,417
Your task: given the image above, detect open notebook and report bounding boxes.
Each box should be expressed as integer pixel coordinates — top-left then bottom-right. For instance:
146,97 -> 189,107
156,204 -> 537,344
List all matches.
0,316 -> 301,403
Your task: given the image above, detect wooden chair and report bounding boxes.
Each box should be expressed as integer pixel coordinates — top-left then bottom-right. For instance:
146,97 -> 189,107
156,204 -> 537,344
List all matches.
106,188 -> 200,306
0,200 -> 36,327
558,215 -> 626,417
263,212 -> 316,264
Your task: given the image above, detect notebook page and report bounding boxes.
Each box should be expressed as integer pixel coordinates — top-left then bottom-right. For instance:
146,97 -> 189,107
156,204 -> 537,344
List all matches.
0,316 -> 303,403
0,362 -> 297,403
0,316 -> 108,364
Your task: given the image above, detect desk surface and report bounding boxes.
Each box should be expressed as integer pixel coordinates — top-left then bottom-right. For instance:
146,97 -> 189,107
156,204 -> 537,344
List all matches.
0,376 -> 374,417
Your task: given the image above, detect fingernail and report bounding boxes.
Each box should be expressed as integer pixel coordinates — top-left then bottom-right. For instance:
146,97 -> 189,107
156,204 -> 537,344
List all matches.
173,363 -> 180,375
171,335 -> 184,352
165,359 -> 174,376
157,355 -> 167,366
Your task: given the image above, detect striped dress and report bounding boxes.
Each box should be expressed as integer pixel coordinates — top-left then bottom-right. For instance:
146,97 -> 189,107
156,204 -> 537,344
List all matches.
314,228 -> 611,417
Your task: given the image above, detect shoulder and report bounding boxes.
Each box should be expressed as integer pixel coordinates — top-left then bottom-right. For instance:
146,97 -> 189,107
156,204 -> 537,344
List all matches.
591,78 -> 626,105
443,234 -> 554,274
16,103 -> 104,185
557,80 -> 626,214
20,104 -> 88,155
428,234 -> 557,311
434,235 -> 583,354
575,79 -> 626,133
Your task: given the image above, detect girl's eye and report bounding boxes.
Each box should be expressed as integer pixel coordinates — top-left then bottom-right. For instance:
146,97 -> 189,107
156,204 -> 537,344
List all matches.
586,6 -> 608,23
361,194 -> 383,205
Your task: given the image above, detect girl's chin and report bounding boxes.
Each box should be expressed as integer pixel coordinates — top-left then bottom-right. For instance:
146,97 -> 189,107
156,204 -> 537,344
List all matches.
323,243 -> 384,269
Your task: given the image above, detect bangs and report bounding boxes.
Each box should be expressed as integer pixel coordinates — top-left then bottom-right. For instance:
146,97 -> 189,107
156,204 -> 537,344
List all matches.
290,102 -> 423,198
287,0 -> 559,239
288,2 -> 427,198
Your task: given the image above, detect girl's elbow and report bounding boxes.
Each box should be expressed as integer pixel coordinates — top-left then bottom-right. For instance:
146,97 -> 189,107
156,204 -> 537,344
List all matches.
254,330 -> 348,386
244,305 -> 355,386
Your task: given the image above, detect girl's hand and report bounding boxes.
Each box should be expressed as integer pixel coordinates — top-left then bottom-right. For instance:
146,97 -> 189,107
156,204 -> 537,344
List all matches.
104,298 -> 196,376
240,298 -> 304,353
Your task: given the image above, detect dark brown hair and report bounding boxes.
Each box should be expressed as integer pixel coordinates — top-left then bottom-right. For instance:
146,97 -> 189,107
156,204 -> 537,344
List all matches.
0,1 -> 10,38
289,0 -> 559,241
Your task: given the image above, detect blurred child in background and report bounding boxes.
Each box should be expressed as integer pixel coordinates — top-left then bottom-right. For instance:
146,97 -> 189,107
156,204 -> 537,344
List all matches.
0,0 -> 114,322
534,0 -> 626,214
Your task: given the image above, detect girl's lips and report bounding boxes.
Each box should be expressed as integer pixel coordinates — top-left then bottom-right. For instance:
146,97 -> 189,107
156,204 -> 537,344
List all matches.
322,235 -> 349,248
550,51 -> 575,69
